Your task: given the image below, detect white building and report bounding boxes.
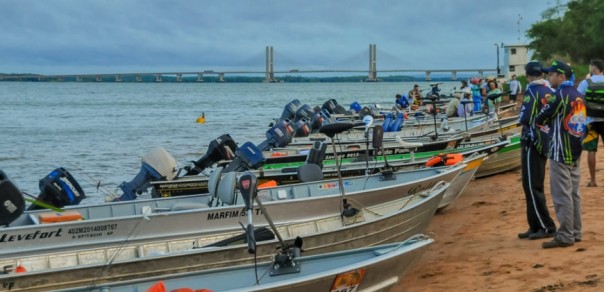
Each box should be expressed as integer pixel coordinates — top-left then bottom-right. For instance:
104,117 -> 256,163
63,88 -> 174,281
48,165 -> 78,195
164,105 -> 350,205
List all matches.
502,44 -> 529,79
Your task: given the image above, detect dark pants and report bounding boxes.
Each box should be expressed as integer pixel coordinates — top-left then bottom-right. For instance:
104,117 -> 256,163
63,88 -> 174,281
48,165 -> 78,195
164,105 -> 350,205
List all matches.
521,145 -> 556,233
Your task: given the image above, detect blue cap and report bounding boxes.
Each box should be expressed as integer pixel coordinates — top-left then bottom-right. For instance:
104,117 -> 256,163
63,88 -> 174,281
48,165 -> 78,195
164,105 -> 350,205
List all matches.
524,61 -> 543,77
542,60 -> 573,78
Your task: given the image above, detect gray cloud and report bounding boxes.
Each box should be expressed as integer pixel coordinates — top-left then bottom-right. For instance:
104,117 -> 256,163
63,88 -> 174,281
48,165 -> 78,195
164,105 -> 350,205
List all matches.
0,0 -> 558,74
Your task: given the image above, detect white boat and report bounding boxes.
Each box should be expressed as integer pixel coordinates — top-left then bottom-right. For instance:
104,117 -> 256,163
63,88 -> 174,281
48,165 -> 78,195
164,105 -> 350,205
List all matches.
0,182 -> 449,291
55,235 -> 434,292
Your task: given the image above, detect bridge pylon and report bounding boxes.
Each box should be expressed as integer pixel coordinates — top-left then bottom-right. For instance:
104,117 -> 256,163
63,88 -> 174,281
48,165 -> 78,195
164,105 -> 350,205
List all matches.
366,44 -> 378,82
263,46 -> 277,83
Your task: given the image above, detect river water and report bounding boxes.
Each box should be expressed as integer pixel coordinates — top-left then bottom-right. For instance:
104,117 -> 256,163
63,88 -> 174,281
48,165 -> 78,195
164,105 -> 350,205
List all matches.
1,81 -> 458,204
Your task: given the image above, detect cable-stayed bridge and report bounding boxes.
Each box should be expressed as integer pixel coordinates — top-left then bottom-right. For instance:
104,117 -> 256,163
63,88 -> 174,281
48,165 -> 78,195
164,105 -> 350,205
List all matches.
1,44 -> 496,82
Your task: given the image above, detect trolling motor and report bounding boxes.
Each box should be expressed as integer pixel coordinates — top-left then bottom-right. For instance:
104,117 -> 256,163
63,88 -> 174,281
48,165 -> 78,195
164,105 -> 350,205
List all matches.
486,91 -> 512,138
0,171 -> 26,226
426,94 -> 441,140
319,122 -> 366,219
114,147 -> 178,201
460,99 -> 474,140
184,134 -> 238,176
28,167 -> 86,210
238,172 -> 259,254
238,171 -> 303,276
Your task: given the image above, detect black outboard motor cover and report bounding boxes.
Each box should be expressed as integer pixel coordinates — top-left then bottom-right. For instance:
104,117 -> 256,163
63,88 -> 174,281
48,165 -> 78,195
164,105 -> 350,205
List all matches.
280,99 -> 303,121
322,99 -> 348,115
0,171 -> 26,226
186,134 -> 238,176
359,106 -> 373,119
29,167 -> 85,210
322,99 -> 337,114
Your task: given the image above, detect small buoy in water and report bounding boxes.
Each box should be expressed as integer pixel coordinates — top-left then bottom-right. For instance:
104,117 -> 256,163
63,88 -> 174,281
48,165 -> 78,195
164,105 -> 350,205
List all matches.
196,112 -> 206,124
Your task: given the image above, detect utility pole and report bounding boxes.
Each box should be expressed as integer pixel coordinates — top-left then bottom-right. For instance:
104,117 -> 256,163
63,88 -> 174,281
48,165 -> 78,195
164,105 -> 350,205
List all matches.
494,43 -> 501,76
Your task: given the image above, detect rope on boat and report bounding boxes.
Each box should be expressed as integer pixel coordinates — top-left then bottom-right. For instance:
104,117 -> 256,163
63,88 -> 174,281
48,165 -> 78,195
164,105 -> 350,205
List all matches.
373,233 -> 432,256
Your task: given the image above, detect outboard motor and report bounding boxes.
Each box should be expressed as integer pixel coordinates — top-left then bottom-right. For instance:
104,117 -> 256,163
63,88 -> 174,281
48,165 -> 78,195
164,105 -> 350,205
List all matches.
350,101 -> 362,113
0,171 -> 26,226
257,121 -> 295,151
310,110 -> 333,131
280,99 -> 303,121
358,106 -> 373,120
116,147 -> 178,201
294,104 -> 315,122
28,167 -> 86,210
321,99 -> 349,115
222,142 -> 266,173
293,118 -> 311,137
223,121 -> 295,173
184,134 -> 238,176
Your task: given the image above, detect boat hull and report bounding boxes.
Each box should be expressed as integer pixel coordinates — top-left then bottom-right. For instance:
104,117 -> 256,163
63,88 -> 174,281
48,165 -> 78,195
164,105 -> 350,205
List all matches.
0,183 -> 448,291
56,236 -> 434,292
475,135 -> 522,178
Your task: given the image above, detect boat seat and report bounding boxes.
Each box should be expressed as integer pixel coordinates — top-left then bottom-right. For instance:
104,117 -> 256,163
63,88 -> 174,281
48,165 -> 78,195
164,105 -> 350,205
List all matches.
297,164 -> 323,183
207,166 -> 224,206
28,214 -> 40,225
217,172 -> 238,205
305,141 -> 327,167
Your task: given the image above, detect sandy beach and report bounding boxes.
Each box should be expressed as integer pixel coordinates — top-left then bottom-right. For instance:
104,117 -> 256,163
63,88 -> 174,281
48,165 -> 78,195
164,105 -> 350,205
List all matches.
399,144 -> 604,291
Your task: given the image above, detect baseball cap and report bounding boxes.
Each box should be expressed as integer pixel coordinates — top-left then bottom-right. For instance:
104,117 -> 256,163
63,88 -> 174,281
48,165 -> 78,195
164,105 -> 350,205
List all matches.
524,61 -> 543,77
542,60 -> 573,78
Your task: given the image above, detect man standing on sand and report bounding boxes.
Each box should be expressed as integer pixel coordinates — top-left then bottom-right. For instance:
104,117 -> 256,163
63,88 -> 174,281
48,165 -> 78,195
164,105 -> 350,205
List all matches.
577,59 -> 604,187
508,74 -> 522,104
517,61 -> 557,240
534,60 -> 587,249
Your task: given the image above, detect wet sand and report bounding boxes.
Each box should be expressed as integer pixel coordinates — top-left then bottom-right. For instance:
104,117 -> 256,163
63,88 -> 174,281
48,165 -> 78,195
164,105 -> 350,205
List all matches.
399,144 -> 604,291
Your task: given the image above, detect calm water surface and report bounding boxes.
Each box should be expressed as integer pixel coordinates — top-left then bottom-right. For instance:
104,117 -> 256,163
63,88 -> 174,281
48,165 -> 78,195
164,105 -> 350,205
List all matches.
1,81 -> 458,204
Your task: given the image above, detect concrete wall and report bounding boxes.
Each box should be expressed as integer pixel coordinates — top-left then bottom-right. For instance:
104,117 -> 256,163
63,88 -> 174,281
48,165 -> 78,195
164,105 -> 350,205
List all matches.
503,44 -> 529,79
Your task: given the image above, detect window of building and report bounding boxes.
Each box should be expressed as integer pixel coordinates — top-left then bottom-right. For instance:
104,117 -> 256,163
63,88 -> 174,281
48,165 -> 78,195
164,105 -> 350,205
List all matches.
511,48 -> 517,55
509,66 -> 515,72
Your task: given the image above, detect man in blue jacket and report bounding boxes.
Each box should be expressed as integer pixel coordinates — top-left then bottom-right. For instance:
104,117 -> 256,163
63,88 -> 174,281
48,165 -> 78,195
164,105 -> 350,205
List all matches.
534,60 -> 587,249
517,61 -> 557,240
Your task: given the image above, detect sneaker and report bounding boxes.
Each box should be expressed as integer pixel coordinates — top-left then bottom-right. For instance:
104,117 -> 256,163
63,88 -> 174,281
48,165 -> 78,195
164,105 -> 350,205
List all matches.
517,230 -> 532,239
542,238 -> 574,249
529,229 -> 555,240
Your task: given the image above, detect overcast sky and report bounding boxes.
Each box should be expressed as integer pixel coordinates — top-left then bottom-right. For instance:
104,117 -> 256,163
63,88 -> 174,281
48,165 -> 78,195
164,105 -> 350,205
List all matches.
0,0 -> 563,75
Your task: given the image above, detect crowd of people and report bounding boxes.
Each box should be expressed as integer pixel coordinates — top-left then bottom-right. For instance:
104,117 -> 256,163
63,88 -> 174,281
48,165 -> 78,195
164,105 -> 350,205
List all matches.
395,76 -> 509,118
393,58 -> 603,249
